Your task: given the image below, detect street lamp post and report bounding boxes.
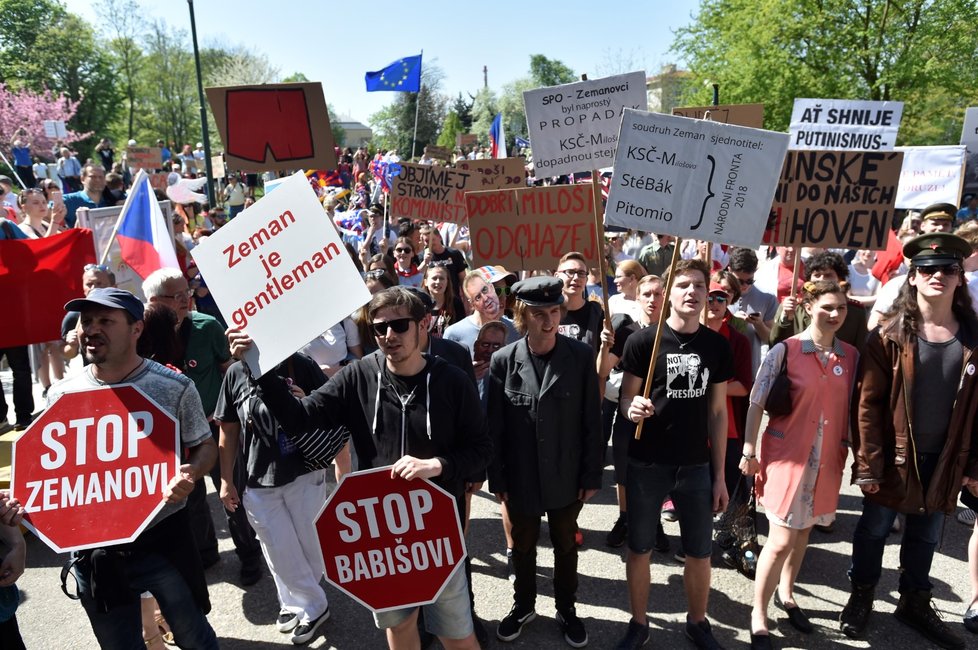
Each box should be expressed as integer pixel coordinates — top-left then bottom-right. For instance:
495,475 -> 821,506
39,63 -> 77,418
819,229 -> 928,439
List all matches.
188,0 -> 217,208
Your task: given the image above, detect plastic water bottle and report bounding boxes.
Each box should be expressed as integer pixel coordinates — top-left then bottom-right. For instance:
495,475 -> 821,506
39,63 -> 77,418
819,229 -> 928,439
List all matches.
743,549 -> 757,573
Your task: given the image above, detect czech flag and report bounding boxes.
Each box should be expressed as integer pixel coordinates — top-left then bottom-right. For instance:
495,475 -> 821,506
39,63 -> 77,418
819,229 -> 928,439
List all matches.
115,169 -> 179,280
489,113 -> 507,159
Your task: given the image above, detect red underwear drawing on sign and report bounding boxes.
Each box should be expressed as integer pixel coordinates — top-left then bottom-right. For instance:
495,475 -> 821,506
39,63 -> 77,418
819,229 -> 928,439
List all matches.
225,88 -> 315,163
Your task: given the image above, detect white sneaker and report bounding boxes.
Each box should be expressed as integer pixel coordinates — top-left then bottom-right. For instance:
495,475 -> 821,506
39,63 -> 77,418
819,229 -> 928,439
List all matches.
291,607 -> 329,645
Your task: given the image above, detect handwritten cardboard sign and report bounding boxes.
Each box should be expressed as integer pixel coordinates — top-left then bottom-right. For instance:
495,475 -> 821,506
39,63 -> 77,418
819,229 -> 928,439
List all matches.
467,184 -> 599,271
789,98 -> 903,151
672,104 -> 765,128
605,109 -> 790,248
893,145 -> 967,210
523,71 -> 648,176
456,134 -> 478,147
190,172 -> 369,377
423,145 -> 451,162
126,147 -> 163,171
767,150 -> 903,250
206,82 -> 337,174
391,159 -> 524,223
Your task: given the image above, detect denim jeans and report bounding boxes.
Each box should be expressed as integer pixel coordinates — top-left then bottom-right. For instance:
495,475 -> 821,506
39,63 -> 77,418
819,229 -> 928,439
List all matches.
627,461 -> 714,558
849,452 -> 944,592
74,550 -> 218,649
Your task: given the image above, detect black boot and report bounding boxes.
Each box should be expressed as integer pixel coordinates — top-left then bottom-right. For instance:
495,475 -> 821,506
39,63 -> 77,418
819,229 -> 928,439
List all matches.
839,582 -> 874,638
894,589 -> 965,650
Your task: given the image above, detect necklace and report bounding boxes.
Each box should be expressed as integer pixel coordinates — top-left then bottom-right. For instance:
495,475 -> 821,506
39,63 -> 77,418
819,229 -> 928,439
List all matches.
667,322 -> 700,350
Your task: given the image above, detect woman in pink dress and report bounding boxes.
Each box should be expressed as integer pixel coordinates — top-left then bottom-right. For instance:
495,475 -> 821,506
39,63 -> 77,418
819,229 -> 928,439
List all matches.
740,280 -> 859,649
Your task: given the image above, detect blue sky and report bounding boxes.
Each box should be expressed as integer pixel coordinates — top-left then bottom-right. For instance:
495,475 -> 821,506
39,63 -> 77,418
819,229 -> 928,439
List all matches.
65,0 -> 701,124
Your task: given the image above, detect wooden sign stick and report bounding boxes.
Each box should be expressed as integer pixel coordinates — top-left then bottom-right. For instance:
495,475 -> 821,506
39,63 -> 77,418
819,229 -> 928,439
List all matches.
790,247 -> 802,297
591,169 -> 613,330
635,236 -> 683,440
700,242 -> 712,325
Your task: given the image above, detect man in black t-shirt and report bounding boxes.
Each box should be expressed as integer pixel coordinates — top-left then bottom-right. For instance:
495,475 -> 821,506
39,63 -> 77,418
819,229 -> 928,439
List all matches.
615,258 -> 733,650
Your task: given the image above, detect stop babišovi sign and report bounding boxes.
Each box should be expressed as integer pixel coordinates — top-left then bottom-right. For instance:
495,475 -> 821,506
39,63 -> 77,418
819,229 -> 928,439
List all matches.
11,384 -> 180,553
316,466 -> 467,613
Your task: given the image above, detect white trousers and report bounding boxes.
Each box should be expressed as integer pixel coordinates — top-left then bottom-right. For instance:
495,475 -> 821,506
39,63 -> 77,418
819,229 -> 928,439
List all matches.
242,469 -> 329,624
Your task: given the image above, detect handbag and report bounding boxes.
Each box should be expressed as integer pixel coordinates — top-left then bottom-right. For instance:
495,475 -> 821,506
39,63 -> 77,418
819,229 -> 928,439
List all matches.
764,342 -> 792,416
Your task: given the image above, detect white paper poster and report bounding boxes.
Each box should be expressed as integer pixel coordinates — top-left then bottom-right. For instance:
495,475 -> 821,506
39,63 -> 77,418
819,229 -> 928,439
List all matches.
894,145 -> 967,209
523,71 -> 647,176
960,107 -> 978,199
190,172 -> 370,376
789,98 -> 903,151
605,109 -> 790,248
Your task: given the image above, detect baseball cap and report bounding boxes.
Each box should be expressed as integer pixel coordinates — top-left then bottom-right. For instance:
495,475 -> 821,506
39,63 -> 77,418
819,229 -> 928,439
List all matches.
0,176 -> 11,185
65,287 -> 144,321
475,265 -> 517,285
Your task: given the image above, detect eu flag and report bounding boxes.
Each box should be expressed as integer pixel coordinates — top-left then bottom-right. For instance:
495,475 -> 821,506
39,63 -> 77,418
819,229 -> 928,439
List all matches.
365,54 -> 422,92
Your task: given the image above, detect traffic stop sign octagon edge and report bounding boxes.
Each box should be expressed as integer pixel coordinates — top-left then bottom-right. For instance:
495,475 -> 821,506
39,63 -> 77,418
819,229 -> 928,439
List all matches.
315,466 -> 467,613
11,383 -> 180,554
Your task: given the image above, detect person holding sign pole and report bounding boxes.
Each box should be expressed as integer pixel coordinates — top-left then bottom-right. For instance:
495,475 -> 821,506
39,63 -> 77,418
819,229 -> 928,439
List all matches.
840,233 -> 978,650
51,288 -> 219,649
229,287 -> 490,650
740,280 -> 858,649
617,258 -> 733,650
487,276 -> 603,648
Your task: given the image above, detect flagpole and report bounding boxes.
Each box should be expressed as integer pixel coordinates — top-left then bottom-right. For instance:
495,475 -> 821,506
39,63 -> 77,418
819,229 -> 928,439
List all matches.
411,50 -> 423,160
100,169 -> 146,265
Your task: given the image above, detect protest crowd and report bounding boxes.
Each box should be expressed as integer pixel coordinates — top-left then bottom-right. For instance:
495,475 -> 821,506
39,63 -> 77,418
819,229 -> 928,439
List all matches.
2,58 -> 978,650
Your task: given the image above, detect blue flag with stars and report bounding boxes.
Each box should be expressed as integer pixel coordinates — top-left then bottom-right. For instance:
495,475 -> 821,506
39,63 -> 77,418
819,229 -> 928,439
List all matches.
365,54 -> 422,92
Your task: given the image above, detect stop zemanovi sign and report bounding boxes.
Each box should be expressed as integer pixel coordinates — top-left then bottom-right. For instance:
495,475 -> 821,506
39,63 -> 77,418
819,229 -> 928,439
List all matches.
11,384 -> 180,554
316,466 -> 467,613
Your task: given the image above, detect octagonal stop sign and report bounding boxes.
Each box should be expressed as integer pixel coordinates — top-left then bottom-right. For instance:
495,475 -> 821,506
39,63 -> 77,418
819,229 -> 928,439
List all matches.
316,466 -> 467,613
11,384 -> 179,553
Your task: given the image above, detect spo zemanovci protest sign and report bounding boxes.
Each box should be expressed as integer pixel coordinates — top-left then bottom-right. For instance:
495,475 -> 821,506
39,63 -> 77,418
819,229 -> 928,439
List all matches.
12,385 -> 179,553
768,151 -> 903,250
894,145 -> 967,209
789,99 -> 903,151
191,171 -> 370,377
316,467 -> 466,613
467,184 -> 599,271
523,71 -> 648,176
605,109 -> 790,248
390,159 -> 524,223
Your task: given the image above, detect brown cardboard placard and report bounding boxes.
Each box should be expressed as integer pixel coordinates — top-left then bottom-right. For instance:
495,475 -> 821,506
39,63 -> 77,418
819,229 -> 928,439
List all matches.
205,82 -> 337,174
766,150 -> 903,250
126,147 -> 163,171
423,145 -> 451,161
466,184 -> 599,271
390,159 -> 525,223
672,103 -> 765,128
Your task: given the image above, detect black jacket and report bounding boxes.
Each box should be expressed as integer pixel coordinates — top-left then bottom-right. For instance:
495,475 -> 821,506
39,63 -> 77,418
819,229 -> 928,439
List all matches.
486,335 -> 603,515
257,350 -> 491,503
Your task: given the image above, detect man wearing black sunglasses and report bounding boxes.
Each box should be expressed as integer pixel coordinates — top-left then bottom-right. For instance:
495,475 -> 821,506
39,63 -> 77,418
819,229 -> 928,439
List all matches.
842,232 -> 978,650
229,287 -> 490,650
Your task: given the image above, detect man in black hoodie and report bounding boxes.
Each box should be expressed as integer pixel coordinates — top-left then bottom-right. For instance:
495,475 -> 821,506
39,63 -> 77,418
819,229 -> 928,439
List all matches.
228,287 -> 490,650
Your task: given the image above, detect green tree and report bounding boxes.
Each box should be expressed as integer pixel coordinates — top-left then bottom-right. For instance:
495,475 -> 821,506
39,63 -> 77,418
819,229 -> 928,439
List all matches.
469,87 -> 498,144
138,20 -> 198,148
0,0 -> 65,84
451,93 -> 473,131
437,111 -> 463,148
529,54 -> 576,87
95,0 -> 144,141
673,0 -> 978,144
498,77 -> 534,141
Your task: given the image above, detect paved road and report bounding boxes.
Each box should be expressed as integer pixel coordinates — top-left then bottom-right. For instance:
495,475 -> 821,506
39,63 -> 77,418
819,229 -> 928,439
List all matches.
5,369 -> 978,649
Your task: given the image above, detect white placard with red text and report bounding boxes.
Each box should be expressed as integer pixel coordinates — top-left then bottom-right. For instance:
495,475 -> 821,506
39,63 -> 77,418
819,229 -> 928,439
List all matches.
894,145 -> 967,209
190,172 -> 370,377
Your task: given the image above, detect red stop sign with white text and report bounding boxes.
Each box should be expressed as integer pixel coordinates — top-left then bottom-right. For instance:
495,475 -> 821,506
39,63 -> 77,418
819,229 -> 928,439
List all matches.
316,466 -> 467,613
11,384 -> 179,553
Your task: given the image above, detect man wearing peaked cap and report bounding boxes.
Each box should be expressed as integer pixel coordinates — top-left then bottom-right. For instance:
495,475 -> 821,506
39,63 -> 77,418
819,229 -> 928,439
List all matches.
918,202 -> 956,234
486,274 -> 603,647
841,229 -> 978,649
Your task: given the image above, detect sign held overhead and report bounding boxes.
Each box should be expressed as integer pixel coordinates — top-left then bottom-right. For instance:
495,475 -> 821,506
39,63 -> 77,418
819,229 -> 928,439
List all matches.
523,71 -> 648,176
789,98 -> 903,151
605,109 -> 790,248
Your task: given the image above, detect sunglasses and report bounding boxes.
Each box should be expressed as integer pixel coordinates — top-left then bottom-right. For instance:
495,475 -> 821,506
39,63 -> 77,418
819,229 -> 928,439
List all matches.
916,264 -> 961,277
84,264 -> 111,272
365,269 -> 386,280
371,317 -> 415,337
495,285 -> 511,297
559,269 -> 588,279
394,247 -> 413,254
707,295 -> 728,304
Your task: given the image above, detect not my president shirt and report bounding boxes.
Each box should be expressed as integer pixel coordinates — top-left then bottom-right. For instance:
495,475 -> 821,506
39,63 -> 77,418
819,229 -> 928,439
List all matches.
620,323 -> 733,466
